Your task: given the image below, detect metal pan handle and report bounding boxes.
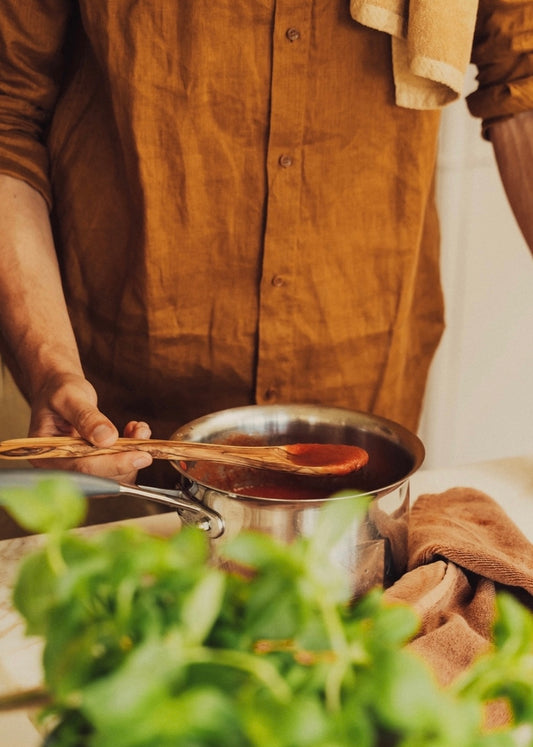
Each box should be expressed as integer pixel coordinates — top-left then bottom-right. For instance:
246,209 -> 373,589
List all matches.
128,483 -> 225,538
0,469 -> 225,539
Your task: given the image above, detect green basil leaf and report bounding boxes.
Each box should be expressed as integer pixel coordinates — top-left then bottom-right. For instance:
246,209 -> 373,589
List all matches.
0,476 -> 86,534
180,569 -> 226,644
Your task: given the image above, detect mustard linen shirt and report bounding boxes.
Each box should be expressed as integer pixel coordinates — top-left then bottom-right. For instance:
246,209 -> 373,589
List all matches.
0,0 -> 531,447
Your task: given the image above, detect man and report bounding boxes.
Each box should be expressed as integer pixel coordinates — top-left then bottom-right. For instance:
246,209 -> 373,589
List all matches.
0,0 -> 531,495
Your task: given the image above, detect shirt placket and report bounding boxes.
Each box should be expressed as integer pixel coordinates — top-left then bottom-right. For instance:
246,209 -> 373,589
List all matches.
255,0 -> 313,405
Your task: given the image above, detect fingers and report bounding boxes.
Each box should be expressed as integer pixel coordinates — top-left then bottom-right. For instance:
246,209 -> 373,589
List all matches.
48,376 -> 118,447
30,373 -> 117,445
28,372 -> 154,482
29,422 -> 153,482
124,420 -> 152,440
29,451 -> 150,483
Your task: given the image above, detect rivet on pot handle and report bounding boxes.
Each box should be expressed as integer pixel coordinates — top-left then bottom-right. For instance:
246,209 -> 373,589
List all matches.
133,483 -> 225,538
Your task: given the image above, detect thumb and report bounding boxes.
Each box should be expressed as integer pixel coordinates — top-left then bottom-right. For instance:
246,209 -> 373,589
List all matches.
84,417 -> 120,447
52,383 -> 119,447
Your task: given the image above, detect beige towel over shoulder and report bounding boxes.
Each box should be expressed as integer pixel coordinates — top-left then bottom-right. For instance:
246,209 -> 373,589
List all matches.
350,0 -> 479,109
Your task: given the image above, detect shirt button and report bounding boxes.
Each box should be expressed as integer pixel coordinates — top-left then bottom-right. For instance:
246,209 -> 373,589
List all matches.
279,154 -> 293,168
286,27 -> 301,42
264,387 -> 279,402
271,274 -> 285,287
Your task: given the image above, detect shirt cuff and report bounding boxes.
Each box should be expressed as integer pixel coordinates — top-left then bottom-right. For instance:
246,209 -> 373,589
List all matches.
467,1 -> 533,138
0,138 -> 52,210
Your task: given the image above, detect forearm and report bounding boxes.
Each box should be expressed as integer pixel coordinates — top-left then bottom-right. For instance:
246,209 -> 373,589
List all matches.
489,111 -> 533,257
0,174 -> 83,400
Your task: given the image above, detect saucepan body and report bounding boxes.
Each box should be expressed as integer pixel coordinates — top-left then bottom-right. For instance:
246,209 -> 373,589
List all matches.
169,404 -> 425,593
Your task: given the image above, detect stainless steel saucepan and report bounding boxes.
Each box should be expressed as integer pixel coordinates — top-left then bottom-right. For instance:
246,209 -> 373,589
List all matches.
0,405 -> 425,594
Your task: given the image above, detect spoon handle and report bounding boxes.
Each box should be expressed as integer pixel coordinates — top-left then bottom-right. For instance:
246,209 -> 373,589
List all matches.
0,436 -> 277,463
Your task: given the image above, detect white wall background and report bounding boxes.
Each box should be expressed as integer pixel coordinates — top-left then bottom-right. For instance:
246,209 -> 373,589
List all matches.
418,67 -> 533,468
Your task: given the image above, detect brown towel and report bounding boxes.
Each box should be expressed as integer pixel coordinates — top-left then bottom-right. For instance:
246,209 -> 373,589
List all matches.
350,0 -> 479,109
408,488 -> 533,592
384,487 -> 533,728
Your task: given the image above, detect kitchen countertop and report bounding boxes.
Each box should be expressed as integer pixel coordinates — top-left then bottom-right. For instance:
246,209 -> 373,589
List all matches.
1,454 -> 532,745
409,454 -> 533,542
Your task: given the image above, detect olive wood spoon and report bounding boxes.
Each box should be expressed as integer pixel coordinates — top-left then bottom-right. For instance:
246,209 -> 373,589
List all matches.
0,436 -> 369,476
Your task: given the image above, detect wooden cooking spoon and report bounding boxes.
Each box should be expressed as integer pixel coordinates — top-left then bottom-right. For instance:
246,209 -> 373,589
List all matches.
0,437 -> 369,476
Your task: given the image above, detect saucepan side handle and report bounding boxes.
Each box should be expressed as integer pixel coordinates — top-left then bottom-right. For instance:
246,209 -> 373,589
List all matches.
127,483 -> 225,538
0,469 -> 123,497
0,469 -> 225,539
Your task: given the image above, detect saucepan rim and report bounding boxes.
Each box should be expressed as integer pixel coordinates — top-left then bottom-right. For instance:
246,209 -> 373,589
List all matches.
168,404 -> 425,504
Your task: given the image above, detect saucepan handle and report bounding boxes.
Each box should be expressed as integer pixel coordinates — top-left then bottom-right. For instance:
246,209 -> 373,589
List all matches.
0,468 -> 122,497
0,469 -> 225,539
126,482 -> 225,538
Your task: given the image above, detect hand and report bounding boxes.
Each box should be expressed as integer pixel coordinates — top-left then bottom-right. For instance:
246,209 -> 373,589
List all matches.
28,372 -> 153,483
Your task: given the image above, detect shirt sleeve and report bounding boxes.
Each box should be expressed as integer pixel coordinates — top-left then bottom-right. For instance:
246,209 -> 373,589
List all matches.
467,0 -> 533,134
0,1 -> 71,208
